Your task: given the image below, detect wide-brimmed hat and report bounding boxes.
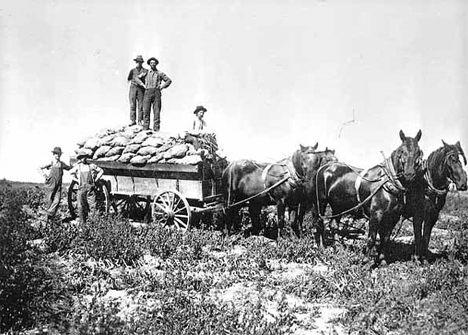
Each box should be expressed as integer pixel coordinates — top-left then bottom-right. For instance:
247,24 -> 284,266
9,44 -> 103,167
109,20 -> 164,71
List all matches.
51,147 -> 62,155
76,149 -> 90,159
133,55 -> 144,63
193,105 -> 207,114
147,57 -> 159,65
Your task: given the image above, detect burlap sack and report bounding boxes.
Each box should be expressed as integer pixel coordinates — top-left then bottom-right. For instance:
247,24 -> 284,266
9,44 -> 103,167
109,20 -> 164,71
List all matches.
105,146 -> 125,157
75,147 -> 94,157
147,153 -> 164,164
142,136 -> 164,147
122,143 -> 141,154
171,155 -> 202,165
137,146 -> 158,156
157,141 -> 175,154
93,145 -> 112,159
118,153 -> 136,163
163,144 -> 188,159
84,137 -> 100,150
112,136 -> 131,147
130,155 -> 151,165
131,131 -> 152,144
97,134 -> 116,147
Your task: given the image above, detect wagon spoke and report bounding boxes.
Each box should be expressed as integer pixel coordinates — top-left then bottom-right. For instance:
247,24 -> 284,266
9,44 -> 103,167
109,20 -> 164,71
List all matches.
154,201 -> 168,211
172,197 -> 182,211
160,193 -> 172,208
174,217 -> 187,229
173,206 -> 188,215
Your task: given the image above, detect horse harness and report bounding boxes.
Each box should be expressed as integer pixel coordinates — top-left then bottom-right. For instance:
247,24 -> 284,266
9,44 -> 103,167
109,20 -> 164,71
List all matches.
421,151 -> 459,206
317,158 -> 409,220
225,160 -> 299,209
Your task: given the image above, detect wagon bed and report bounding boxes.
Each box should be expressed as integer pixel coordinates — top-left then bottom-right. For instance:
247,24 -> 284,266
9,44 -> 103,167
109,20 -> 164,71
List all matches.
68,158 -> 227,230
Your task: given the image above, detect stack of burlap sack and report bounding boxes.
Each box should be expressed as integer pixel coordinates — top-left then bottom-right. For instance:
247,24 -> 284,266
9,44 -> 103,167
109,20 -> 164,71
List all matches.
75,125 -> 223,166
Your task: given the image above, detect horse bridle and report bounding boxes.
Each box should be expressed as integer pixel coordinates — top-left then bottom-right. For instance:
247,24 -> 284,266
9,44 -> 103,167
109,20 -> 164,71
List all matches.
425,150 -> 466,196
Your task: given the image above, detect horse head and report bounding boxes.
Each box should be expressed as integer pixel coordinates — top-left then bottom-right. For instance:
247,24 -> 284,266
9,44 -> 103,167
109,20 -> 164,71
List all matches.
441,140 -> 468,191
292,143 -> 337,179
392,129 -> 424,184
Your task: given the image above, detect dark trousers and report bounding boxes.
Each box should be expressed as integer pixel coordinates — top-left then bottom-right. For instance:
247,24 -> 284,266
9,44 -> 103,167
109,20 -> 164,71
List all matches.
129,86 -> 145,123
77,184 -> 96,223
46,185 -> 62,220
143,88 -> 162,131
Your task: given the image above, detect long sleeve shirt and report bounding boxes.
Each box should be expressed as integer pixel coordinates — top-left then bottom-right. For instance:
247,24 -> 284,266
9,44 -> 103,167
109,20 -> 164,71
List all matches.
127,67 -> 148,87
145,69 -> 172,90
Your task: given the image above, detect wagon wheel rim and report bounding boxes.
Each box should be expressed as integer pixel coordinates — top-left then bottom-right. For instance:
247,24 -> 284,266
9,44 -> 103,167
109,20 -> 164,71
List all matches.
152,190 -> 191,231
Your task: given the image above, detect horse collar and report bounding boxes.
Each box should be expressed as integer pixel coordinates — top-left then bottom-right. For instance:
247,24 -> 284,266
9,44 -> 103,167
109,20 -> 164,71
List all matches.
381,157 -> 406,193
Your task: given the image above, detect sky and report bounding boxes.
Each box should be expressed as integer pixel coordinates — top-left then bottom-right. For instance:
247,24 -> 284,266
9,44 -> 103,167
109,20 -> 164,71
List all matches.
1,0 -> 467,182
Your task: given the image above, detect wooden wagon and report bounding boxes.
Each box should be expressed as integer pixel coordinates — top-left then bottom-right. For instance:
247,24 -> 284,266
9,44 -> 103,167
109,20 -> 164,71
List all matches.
67,158 -> 227,231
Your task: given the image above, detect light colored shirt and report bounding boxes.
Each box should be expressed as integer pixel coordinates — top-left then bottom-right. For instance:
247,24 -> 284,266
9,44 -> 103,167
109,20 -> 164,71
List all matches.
192,116 -> 207,133
145,70 -> 172,89
127,67 -> 148,87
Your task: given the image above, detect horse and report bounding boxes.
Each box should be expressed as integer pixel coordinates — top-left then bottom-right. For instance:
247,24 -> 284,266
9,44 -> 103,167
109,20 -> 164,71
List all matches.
314,130 -> 424,264
222,144 -> 338,238
412,140 -> 467,261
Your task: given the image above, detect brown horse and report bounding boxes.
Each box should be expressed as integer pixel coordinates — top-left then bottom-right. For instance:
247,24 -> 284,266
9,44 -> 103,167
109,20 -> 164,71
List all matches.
412,140 -> 467,261
222,144 -> 338,237
314,130 -> 424,264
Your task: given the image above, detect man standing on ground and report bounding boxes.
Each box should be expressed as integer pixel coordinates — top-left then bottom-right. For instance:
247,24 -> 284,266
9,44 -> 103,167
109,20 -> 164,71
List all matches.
69,150 -> 104,224
142,57 -> 172,131
38,147 -> 72,222
127,55 -> 148,126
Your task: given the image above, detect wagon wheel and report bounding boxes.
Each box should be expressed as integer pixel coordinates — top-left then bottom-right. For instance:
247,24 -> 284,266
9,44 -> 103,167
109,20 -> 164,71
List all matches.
110,194 -> 152,222
67,180 -> 110,219
152,190 -> 192,231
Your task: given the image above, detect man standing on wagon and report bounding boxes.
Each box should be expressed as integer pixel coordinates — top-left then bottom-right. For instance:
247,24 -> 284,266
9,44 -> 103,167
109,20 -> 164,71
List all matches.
127,55 -> 148,126
69,150 -> 104,224
142,57 -> 172,131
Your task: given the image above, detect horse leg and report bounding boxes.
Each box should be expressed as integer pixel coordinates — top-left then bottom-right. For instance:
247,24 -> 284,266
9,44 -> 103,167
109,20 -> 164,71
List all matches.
276,200 -> 287,239
365,213 -> 381,263
313,200 -> 328,248
224,207 -> 241,235
249,203 -> 262,236
422,212 -> 438,261
412,213 -> 424,263
289,205 -> 301,238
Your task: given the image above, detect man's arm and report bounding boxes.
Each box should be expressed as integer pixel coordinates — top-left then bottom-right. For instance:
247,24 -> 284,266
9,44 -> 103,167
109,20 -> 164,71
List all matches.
38,163 -> 52,178
62,161 -> 73,171
159,72 -> 172,90
127,69 -> 134,82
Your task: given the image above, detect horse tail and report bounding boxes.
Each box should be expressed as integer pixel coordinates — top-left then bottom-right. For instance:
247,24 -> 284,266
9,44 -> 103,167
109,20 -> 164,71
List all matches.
222,161 -> 236,207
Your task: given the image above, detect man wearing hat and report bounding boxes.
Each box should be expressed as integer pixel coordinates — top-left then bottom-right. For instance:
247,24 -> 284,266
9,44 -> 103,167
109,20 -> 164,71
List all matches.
69,150 -> 104,224
142,57 -> 172,131
38,147 -> 72,222
127,55 -> 148,126
185,105 -> 208,150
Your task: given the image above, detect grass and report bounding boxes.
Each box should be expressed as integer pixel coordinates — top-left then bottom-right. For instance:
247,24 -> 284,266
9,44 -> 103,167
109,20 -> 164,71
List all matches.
1,182 -> 468,334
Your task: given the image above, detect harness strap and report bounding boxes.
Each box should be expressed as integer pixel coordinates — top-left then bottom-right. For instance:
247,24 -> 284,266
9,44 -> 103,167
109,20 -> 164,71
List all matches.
354,168 -> 369,203
262,164 -> 274,189
423,161 -> 449,196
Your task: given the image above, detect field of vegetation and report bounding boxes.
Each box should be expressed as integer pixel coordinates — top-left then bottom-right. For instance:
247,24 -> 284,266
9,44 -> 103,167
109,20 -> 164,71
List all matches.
1,179 -> 468,334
